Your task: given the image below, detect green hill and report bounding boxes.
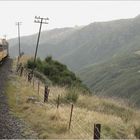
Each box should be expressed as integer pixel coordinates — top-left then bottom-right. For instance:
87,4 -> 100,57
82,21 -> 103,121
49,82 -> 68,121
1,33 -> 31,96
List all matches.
78,52 -> 140,107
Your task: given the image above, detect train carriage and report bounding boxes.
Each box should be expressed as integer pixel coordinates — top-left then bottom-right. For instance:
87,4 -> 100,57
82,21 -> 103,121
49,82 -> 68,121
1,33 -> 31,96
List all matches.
0,39 -> 9,62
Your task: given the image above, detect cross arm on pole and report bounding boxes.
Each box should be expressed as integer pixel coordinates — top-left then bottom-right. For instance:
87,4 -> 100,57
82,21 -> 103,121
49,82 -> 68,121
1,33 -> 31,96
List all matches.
16,22 -> 22,26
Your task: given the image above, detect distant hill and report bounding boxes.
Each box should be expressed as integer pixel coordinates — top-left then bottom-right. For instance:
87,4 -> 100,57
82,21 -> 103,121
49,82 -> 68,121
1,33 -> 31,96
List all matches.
9,27 -> 81,63
78,52 -> 140,107
9,15 -> 140,107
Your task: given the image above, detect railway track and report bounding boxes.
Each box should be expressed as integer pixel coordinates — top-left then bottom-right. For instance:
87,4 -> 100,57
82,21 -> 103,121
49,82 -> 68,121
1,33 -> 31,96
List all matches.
0,56 -> 8,65
0,58 -> 25,139
0,58 -> 38,139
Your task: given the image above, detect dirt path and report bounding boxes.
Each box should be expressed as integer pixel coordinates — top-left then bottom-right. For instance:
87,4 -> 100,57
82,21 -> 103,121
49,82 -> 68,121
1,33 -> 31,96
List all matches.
0,59 -> 37,139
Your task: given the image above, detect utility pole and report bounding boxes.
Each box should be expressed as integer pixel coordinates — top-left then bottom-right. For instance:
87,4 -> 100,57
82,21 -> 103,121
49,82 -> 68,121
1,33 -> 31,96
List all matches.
33,16 -> 49,65
3,35 -> 7,39
16,22 -> 22,62
28,16 -> 49,82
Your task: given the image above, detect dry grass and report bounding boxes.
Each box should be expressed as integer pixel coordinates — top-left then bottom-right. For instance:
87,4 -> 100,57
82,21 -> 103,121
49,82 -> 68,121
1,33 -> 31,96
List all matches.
5,59 -> 140,139
19,55 -> 32,65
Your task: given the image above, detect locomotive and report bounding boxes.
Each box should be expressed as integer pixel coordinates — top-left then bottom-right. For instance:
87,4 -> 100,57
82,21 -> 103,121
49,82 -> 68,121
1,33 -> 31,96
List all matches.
0,38 -> 9,62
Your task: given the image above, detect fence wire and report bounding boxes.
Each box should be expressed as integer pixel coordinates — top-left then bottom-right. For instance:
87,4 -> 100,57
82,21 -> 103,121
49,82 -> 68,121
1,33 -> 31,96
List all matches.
17,69 -> 100,139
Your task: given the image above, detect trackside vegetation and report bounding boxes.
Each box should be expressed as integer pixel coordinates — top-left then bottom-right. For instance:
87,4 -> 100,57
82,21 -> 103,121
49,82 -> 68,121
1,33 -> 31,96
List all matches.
6,72 -> 140,139
27,56 -> 86,88
5,56 -> 140,139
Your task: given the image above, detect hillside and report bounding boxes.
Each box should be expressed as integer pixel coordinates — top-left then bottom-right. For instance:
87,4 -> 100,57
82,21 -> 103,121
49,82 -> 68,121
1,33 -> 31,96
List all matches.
78,52 -> 140,107
9,27 -> 81,62
5,58 -> 140,139
9,15 -> 140,107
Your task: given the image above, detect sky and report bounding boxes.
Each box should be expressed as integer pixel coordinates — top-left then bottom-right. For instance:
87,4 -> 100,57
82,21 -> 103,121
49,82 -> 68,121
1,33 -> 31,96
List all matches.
1,1 -> 140,39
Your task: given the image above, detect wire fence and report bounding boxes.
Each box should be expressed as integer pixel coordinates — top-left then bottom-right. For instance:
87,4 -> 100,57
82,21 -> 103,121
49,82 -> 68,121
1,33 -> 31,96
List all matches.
16,66 -> 101,139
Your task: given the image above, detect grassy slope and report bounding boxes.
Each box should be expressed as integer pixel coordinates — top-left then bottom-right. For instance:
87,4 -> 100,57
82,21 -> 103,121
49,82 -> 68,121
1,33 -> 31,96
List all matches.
5,60 -> 140,139
79,52 -> 140,107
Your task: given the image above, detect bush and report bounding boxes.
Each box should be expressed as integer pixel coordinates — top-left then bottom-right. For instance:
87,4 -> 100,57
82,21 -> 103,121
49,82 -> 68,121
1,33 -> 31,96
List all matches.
65,88 -> 79,103
45,56 -> 52,63
34,70 -> 52,85
26,56 -> 86,88
27,58 -> 35,69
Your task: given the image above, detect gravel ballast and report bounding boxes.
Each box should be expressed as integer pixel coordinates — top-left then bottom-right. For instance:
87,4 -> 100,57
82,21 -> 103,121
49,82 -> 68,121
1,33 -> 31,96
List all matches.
0,59 -> 37,139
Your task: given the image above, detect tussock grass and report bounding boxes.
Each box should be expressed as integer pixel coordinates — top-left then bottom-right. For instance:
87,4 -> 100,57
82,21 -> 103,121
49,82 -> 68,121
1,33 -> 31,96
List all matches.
19,55 -> 32,65
77,94 -> 135,122
5,59 -> 140,139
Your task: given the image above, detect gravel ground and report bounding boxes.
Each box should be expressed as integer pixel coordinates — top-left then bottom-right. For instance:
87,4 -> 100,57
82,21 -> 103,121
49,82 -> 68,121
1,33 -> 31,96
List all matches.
0,59 -> 37,139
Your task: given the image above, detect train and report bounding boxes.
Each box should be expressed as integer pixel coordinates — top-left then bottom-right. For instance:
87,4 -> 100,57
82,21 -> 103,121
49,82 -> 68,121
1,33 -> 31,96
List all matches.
0,38 -> 9,62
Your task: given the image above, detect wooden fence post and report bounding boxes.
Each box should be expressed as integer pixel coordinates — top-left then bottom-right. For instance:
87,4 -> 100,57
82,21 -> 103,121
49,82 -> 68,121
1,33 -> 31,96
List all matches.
57,95 -> 60,109
15,92 -> 19,105
28,72 -> 32,83
37,81 -> 40,95
44,85 -> 50,102
25,70 -> 28,81
20,66 -> 24,77
93,124 -> 101,140
33,77 -> 34,89
68,104 -> 74,130
26,72 -> 28,82
23,69 -> 26,79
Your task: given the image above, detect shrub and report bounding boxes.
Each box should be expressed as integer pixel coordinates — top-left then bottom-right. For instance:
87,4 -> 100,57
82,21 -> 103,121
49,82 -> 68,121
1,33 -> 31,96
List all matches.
27,58 -> 35,69
65,88 -> 79,103
34,70 -> 52,85
26,56 -> 86,89
45,56 -> 52,63
134,126 -> 140,139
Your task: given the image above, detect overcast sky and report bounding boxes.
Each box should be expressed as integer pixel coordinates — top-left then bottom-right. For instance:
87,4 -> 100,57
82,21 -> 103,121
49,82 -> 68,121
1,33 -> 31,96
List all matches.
1,1 -> 140,39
